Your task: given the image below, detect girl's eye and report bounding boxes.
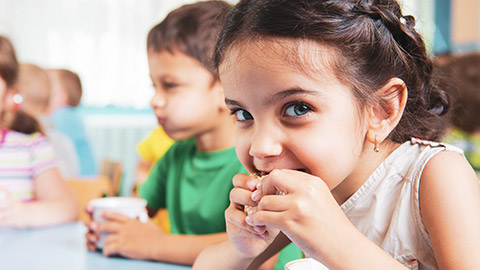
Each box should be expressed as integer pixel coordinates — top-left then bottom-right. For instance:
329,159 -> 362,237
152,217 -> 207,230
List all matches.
285,102 -> 312,117
233,109 -> 253,121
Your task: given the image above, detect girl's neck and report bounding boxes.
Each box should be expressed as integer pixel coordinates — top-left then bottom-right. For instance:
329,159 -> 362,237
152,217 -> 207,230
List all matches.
194,114 -> 236,153
331,140 -> 401,205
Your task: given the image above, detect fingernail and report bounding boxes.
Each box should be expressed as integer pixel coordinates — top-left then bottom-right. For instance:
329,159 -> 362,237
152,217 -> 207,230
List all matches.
90,222 -> 97,231
253,226 -> 264,233
245,216 -> 252,225
256,182 -> 262,189
247,208 -> 255,216
247,180 -> 256,190
251,190 -> 260,201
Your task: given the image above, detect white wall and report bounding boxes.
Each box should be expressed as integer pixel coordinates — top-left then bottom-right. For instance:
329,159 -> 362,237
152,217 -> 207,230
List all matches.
0,0 -> 229,108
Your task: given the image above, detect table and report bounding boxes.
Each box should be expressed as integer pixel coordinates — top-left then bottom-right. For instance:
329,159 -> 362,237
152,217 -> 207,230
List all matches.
0,222 -> 191,270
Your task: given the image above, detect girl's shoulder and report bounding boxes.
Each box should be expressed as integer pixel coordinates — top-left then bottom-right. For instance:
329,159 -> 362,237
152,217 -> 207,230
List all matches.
2,130 -> 48,148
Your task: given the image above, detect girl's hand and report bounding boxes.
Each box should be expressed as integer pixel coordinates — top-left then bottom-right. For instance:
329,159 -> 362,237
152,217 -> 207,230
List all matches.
249,169 -> 353,259
224,173 -> 279,259
0,189 -> 27,228
93,211 -> 161,260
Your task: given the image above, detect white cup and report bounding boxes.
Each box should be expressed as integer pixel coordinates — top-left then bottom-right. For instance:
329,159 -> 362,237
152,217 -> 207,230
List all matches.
89,197 -> 148,249
285,258 -> 329,270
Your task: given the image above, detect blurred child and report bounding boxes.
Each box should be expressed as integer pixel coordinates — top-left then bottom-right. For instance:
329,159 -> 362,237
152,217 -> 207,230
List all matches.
0,35 -> 77,228
17,63 -> 79,179
193,0 -> 480,269
437,53 -> 480,177
47,68 -> 97,177
84,1 -> 257,266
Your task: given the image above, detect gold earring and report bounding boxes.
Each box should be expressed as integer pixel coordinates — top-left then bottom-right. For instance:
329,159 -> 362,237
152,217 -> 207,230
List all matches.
373,135 -> 380,152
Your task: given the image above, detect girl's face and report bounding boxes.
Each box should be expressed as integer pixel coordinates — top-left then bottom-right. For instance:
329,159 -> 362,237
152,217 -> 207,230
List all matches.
148,50 -> 223,141
220,40 -> 369,190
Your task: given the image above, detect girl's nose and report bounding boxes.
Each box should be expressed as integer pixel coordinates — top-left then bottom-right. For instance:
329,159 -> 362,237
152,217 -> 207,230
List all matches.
248,125 -> 282,159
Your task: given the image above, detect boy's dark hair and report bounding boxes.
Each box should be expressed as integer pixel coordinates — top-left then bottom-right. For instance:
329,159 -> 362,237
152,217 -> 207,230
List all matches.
214,0 -> 450,142
147,0 -> 232,81
436,53 -> 480,133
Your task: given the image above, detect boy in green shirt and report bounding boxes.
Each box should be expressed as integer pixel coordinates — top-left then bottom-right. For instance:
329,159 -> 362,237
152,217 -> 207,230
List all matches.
85,0 -> 241,265
86,1 -> 301,267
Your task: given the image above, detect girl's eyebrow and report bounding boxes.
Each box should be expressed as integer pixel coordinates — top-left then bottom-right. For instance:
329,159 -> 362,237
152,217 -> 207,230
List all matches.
224,98 -> 243,107
225,88 -> 321,108
266,88 -> 321,106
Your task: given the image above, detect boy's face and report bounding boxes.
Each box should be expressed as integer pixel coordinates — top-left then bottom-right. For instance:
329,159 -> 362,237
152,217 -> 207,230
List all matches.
47,72 -> 67,114
220,39 -> 370,191
148,50 -> 222,141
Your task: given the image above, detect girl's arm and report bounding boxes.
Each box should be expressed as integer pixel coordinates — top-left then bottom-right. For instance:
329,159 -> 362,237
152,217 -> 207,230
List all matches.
193,238 -> 279,270
194,240 -> 255,270
0,168 -> 78,228
419,150 -> 480,269
27,168 -> 78,227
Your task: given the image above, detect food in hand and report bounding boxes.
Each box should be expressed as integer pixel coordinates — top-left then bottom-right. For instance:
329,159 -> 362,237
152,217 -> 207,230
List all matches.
244,173 -> 266,214
244,173 -> 285,214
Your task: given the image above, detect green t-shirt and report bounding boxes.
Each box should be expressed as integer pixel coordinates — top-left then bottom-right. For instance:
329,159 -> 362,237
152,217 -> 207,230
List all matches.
138,138 -> 247,235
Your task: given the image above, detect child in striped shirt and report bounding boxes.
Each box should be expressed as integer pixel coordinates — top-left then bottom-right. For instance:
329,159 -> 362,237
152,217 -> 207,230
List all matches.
0,35 -> 77,228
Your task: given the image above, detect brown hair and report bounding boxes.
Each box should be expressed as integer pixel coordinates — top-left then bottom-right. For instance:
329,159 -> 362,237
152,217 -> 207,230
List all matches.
214,0 -> 450,142
147,0 -> 232,81
48,69 -> 82,107
18,63 -> 51,113
0,35 -> 42,134
0,35 -> 18,88
436,53 -> 480,133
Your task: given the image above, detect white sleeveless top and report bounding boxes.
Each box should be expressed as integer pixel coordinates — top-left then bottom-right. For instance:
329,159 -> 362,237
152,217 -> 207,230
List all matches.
340,138 -> 463,269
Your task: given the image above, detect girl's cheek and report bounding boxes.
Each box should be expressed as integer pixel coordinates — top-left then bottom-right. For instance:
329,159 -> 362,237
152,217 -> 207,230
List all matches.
235,137 -> 253,170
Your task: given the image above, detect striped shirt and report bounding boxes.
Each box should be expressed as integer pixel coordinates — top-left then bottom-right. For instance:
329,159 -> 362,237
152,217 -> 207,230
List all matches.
0,129 -> 58,201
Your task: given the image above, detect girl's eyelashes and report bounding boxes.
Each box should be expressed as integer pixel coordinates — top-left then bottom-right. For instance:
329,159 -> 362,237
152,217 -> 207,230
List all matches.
230,108 -> 253,121
284,101 -> 313,117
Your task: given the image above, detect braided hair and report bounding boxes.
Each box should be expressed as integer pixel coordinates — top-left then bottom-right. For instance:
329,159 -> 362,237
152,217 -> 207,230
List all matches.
214,0 -> 449,142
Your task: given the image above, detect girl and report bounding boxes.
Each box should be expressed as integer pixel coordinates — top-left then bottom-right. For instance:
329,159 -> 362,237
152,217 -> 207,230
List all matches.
0,35 -> 77,228
193,0 -> 480,269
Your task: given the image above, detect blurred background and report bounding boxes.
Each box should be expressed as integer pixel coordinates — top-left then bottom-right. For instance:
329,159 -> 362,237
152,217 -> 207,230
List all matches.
0,0 -> 478,195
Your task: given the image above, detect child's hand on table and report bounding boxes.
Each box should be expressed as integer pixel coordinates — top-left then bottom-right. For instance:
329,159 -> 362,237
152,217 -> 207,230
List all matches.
85,205 -> 162,260
0,189 -> 27,228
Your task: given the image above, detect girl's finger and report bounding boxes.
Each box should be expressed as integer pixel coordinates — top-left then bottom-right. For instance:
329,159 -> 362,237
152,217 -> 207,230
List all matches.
257,194 -> 291,212
225,204 -> 263,235
261,169 -> 319,196
230,186 -> 257,208
248,210 -> 286,230
232,173 -> 259,191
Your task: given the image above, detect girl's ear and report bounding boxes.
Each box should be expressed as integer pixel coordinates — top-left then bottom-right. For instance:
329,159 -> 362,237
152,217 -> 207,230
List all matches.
367,78 -> 408,144
4,87 -> 19,111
